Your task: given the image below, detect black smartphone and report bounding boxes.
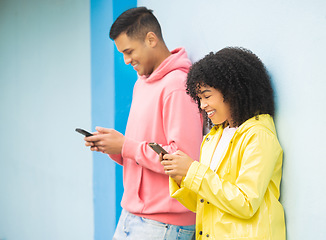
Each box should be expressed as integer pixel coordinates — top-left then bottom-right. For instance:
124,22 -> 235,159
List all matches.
148,142 -> 168,156
75,128 -> 93,137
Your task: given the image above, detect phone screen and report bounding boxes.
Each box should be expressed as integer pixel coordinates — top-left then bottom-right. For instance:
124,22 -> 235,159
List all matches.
148,142 -> 168,155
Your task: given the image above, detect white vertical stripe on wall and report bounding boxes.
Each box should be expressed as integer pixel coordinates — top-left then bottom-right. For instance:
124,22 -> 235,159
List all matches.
138,0 -> 326,239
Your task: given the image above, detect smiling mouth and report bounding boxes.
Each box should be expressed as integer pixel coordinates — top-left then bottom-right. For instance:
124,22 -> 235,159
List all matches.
207,110 -> 216,118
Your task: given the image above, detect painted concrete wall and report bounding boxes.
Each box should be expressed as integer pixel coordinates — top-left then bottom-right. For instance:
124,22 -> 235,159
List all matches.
138,0 -> 326,239
90,1 -> 116,239
0,0 -> 94,239
2,0 -> 326,239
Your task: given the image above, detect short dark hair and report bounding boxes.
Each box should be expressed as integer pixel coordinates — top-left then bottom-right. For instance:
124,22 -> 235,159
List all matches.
109,7 -> 163,41
186,47 -> 275,127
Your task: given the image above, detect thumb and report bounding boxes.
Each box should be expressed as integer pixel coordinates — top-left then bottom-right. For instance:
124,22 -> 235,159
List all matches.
95,126 -> 111,133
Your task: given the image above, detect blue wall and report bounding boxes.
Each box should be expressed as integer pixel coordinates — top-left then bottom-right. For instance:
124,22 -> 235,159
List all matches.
90,1 -> 116,239
112,0 -> 137,226
90,0 -> 136,239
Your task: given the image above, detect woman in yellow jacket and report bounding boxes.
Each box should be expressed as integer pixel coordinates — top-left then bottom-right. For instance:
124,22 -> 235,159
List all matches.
161,47 -> 286,239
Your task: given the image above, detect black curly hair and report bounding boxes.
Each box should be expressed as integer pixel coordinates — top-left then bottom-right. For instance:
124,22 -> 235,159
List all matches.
186,47 -> 275,127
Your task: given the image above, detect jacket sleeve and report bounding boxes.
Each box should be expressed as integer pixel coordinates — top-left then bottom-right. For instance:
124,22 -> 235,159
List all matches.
183,129 -> 282,219
169,176 -> 197,212
121,89 -> 203,174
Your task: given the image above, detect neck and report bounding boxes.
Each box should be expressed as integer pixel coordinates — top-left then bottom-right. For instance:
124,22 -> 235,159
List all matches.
152,43 -> 171,71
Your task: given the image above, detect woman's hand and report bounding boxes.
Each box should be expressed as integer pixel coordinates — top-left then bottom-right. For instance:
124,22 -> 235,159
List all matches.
161,150 -> 194,178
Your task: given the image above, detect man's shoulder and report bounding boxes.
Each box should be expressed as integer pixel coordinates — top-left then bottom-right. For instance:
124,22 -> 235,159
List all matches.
158,70 -> 188,95
162,68 -> 188,85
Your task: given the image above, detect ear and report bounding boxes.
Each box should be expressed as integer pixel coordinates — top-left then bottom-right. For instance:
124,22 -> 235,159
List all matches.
145,32 -> 159,48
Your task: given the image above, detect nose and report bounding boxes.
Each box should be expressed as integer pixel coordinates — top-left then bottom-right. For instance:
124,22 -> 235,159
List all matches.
124,55 -> 132,65
200,99 -> 208,110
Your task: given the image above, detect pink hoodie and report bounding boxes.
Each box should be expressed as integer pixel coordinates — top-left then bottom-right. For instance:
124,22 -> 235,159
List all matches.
109,48 -> 203,226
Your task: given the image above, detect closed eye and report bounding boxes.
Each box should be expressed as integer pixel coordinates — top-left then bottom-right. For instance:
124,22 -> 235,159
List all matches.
126,50 -> 133,55
122,48 -> 133,55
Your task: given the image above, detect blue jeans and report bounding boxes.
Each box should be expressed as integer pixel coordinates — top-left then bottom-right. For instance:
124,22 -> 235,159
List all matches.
113,209 -> 195,240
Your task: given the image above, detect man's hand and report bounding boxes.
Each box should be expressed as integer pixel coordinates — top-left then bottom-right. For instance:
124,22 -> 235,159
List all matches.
84,127 -> 125,154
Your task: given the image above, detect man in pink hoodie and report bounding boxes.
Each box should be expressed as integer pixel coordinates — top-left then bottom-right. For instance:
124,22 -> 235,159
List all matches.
85,7 -> 202,240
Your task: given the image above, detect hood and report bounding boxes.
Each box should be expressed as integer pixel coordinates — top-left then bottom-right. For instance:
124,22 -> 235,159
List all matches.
236,114 -> 277,136
139,47 -> 191,83
210,114 -> 277,137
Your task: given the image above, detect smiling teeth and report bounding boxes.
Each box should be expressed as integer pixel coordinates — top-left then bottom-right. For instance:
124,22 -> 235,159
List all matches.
207,110 -> 215,116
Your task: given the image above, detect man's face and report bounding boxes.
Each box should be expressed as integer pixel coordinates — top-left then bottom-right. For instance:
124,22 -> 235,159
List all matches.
114,32 -> 155,76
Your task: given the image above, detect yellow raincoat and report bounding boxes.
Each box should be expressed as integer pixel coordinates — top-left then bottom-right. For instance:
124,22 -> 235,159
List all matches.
170,114 -> 286,239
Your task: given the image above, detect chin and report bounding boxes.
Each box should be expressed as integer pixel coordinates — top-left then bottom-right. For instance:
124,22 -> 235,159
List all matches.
138,69 -> 148,76
212,120 -> 223,125
137,70 -> 145,76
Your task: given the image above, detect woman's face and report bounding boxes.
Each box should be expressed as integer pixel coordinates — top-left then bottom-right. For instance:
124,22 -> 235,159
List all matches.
197,85 -> 233,126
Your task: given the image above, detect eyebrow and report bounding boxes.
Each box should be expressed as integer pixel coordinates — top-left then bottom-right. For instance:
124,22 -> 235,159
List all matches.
199,89 -> 211,94
122,48 -> 132,53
